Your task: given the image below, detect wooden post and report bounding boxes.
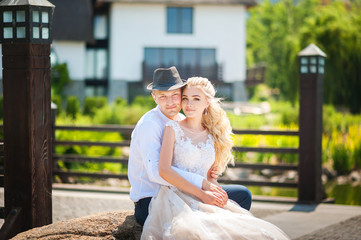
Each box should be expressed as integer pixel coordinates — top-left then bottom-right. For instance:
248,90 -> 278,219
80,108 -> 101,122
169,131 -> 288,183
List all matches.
298,44 -> 326,203
2,43 -> 52,236
0,1 -> 55,237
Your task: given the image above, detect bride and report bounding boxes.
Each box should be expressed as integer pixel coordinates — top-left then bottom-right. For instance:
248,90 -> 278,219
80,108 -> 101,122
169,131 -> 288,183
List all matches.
141,77 -> 290,240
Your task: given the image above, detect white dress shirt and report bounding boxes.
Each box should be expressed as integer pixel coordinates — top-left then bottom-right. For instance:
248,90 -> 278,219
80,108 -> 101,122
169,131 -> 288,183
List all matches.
128,106 -> 205,202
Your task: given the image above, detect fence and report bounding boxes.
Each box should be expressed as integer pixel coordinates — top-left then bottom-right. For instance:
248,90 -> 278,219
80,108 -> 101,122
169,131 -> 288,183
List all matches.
51,125 -> 299,188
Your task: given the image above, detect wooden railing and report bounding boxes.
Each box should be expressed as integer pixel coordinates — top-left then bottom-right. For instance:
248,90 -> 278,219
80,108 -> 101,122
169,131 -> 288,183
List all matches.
51,125 -> 299,189
0,124 -> 299,222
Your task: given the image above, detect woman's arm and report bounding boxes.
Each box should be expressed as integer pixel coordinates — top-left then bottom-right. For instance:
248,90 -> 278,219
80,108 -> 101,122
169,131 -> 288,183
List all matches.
159,126 -> 225,206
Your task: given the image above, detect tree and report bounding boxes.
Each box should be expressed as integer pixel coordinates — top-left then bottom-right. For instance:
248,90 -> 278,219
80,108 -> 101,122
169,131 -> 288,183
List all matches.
300,0 -> 361,113
247,0 -> 361,114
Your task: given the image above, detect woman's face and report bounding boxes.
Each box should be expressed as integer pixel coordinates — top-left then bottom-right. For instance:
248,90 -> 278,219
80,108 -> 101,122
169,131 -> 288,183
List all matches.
181,86 -> 209,118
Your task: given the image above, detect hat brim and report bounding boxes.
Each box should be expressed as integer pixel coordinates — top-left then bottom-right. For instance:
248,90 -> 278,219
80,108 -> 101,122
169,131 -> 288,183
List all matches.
146,79 -> 187,91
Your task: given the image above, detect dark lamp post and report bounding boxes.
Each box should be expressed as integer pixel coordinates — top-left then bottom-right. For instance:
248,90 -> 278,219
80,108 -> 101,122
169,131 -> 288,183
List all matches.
0,0 -> 54,44
298,43 -> 326,75
297,43 -> 327,203
0,0 -> 55,238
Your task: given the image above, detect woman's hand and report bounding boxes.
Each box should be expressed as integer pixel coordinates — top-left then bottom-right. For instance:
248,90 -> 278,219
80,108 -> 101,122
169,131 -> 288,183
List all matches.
202,180 -> 228,206
200,190 -> 226,208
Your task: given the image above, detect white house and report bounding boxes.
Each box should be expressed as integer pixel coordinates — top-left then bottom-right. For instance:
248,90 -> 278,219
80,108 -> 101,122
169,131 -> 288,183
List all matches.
105,0 -> 256,102
1,0 -> 256,103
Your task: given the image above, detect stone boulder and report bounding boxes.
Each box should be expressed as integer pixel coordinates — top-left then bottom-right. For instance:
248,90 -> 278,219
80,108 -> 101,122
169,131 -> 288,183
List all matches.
11,210 -> 142,240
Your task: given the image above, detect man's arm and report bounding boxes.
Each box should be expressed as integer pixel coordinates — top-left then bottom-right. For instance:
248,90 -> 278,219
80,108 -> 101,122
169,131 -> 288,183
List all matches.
138,120 -> 205,189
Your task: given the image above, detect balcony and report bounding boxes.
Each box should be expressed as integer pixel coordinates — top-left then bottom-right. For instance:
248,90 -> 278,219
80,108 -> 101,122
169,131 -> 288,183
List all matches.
142,62 -> 223,85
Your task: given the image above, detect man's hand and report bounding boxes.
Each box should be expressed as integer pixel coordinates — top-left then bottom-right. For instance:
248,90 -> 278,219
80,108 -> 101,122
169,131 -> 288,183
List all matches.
202,180 -> 228,205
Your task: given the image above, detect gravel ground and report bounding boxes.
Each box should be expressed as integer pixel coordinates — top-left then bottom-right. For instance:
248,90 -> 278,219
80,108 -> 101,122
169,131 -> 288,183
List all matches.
295,215 -> 361,240
2,187 -> 361,240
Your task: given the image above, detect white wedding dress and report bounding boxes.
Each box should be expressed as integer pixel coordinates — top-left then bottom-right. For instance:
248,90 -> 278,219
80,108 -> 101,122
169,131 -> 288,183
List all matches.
141,121 -> 290,240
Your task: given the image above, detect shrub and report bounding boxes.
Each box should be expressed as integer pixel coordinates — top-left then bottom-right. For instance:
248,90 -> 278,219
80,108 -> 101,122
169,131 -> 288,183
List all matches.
65,96 -> 80,120
332,144 -> 352,175
83,97 -> 107,117
51,95 -> 62,114
115,97 -> 128,107
131,95 -> 156,109
281,106 -> 298,126
51,63 -> 71,96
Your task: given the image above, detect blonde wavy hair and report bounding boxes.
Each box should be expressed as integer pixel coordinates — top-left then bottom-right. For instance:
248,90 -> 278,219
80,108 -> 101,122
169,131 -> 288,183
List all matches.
186,77 -> 234,174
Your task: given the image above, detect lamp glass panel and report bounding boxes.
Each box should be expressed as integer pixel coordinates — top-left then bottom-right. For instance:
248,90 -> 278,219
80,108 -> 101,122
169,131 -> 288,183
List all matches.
16,11 -> 26,22
16,27 -> 26,38
33,11 -> 40,22
3,11 -> 12,23
42,12 -> 49,23
300,65 -> 308,74
4,27 -> 13,39
33,27 -> 40,38
310,57 -> 317,65
42,27 -> 49,39
319,57 -> 325,65
318,66 -> 324,74
310,65 -> 317,73
300,57 -> 308,65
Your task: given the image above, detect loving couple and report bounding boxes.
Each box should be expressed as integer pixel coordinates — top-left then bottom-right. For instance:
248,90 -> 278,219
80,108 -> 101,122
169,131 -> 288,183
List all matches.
128,66 -> 289,239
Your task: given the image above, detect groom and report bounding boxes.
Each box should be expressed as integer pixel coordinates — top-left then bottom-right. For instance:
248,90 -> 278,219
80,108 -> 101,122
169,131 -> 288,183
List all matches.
128,66 -> 252,226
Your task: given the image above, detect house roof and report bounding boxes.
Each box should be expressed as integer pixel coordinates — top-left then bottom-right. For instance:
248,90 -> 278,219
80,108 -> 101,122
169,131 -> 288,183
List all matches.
0,0 -> 54,7
49,0 -> 93,41
97,0 -> 257,7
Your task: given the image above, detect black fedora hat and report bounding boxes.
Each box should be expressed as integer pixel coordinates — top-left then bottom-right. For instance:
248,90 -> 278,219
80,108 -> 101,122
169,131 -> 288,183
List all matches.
147,66 -> 187,91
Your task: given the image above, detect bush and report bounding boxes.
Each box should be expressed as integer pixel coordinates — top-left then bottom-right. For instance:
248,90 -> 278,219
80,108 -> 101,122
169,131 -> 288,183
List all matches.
83,97 -> 107,117
332,144 -> 352,175
51,63 -> 71,96
281,106 -> 298,126
131,95 -> 156,109
65,96 -> 80,120
51,95 -> 62,114
115,97 -> 128,107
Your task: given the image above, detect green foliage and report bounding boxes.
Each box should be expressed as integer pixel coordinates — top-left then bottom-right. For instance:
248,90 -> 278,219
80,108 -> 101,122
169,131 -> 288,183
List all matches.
51,95 -> 62,114
300,0 -> 361,113
51,63 -> 71,96
131,95 -> 157,109
332,144 -> 352,175
247,0 -> 361,113
115,97 -> 128,107
65,96 -> 80,120
83,97 -> 108,117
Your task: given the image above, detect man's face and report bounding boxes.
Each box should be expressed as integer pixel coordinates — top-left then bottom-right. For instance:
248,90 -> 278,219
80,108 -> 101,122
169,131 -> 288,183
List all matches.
152,89 -> 182,120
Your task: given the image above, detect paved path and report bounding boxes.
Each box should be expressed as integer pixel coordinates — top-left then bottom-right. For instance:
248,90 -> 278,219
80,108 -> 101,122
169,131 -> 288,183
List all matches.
2,185 -> 361,239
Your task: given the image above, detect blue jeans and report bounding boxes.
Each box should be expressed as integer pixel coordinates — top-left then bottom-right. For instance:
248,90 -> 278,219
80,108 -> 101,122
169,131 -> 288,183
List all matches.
134,185 -> 252,226
221,184 -> 252,210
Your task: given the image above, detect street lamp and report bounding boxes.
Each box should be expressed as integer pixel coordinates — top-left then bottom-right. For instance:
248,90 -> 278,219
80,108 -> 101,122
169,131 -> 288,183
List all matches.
0,0 -> 54,44
297,43 -> 327,204
298,43 -> 326,75
0,0 -> 55,238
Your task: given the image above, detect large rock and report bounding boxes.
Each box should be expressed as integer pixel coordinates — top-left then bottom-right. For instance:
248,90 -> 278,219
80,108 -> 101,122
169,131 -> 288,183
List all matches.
11,210 -> 142,240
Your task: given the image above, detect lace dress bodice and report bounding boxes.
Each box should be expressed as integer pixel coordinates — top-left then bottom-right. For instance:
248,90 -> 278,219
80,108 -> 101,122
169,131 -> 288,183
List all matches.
165,120 -> 215,178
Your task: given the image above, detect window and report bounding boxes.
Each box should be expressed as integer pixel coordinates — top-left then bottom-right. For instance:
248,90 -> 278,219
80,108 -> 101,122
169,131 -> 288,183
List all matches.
86,48 -> 108,80
167,7 -> 193,34
144,48 -> 217,81
94,15 -> 107,40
